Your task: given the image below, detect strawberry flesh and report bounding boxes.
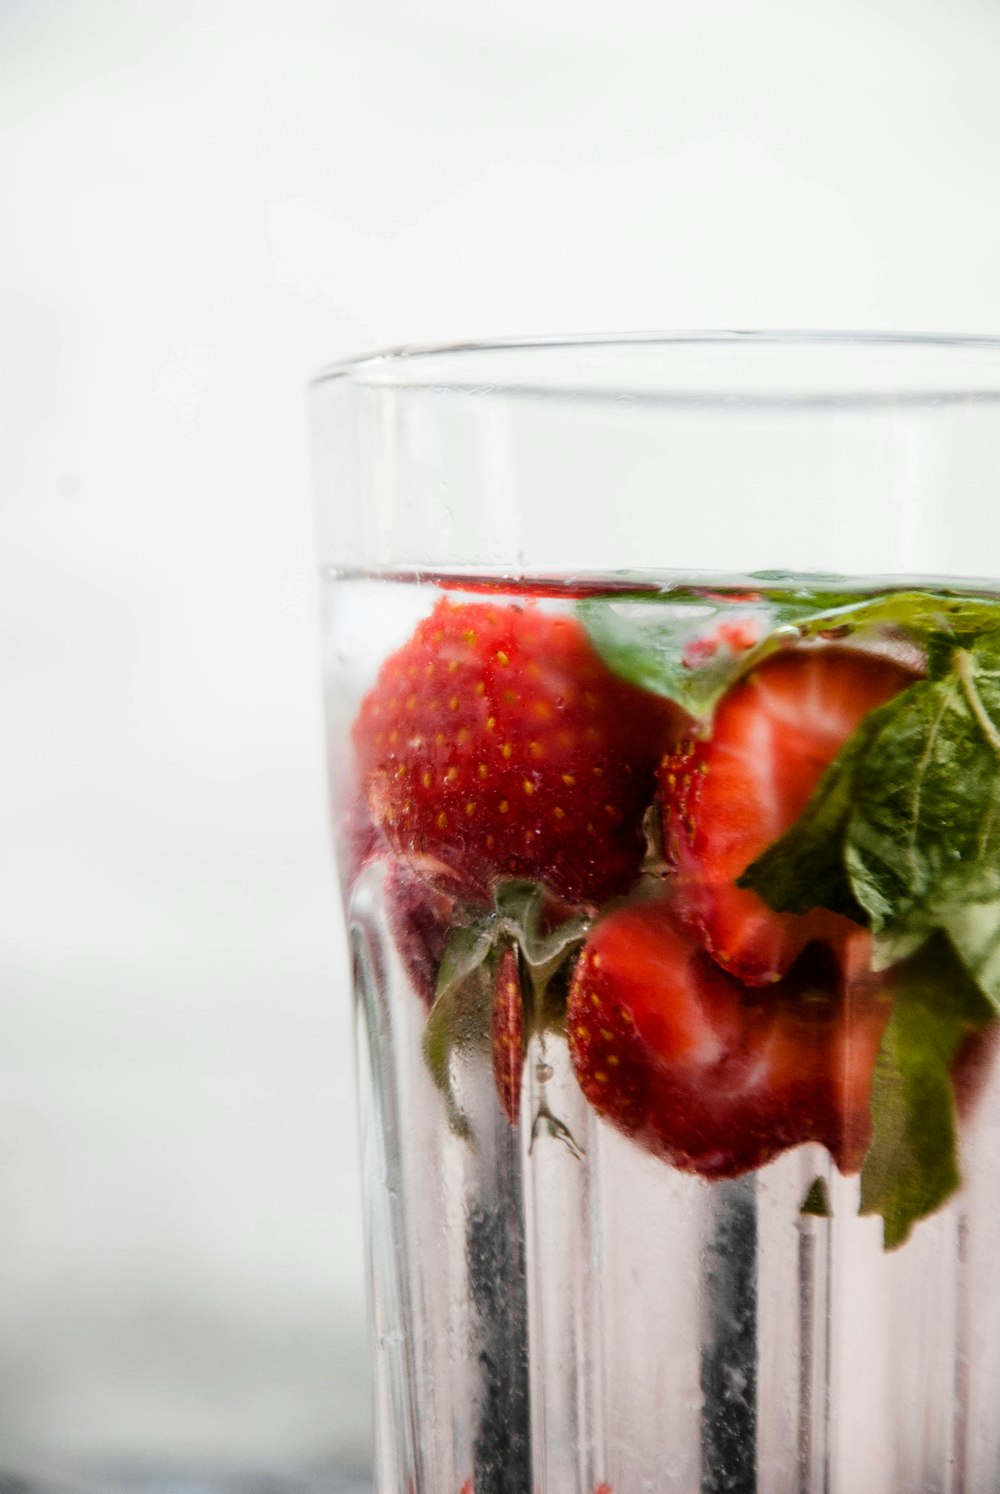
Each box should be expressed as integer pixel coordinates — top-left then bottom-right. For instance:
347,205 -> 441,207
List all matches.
355,599 -> 679,906
661,647 -> 915,984
568,896 -> 890,1178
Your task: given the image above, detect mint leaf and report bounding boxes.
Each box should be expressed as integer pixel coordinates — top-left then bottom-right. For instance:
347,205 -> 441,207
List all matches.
869,921 -> 932,967
846,646 -> 1000,1010
938,899 -> 1000,1012
577,593 -> 810,717
860,936 -> 991,1249
746,585 -> 1000,650
579,587 -> 1000,720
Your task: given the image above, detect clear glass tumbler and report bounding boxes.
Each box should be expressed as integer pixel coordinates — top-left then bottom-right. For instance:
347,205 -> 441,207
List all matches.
310,334 -> 1000,1494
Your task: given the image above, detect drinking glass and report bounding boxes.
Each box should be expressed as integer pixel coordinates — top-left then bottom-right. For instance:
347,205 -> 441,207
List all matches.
311,333 -> 1000,1494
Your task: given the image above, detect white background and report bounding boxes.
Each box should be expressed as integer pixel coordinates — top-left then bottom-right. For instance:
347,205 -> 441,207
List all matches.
3,0 -> 1000,1483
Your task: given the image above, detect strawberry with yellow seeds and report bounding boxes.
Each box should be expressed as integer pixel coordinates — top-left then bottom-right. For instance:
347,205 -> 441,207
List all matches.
568,894 -> 891,1178
354,598 -> 680,907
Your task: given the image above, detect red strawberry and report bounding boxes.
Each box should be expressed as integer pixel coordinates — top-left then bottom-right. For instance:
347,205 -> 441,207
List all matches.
492,944 -> 525,1122
661,647 -> 915,984
354,599 -> 679,907
567,895 -> 890,1178
384,863 -> 457,1008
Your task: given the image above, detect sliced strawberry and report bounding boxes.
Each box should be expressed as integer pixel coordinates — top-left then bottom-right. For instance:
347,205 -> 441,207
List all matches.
492,944 -> 525,1123
354,598 -> 680,907
568,896 -> 890,1178
661,648 -> 915,984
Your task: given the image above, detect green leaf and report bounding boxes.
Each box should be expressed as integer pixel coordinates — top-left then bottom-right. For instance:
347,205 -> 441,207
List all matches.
845,645 -> 1000,1011
748,584 -> 1000,652
578,586 -> 1000,720
869,921 -> 933,971
860,936 -> 992,1249
577,593 -> 802,717
939,899 -> 1000,1012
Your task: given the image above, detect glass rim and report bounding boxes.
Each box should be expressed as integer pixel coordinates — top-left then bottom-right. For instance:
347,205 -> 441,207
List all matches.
311,329 -> 1000,393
